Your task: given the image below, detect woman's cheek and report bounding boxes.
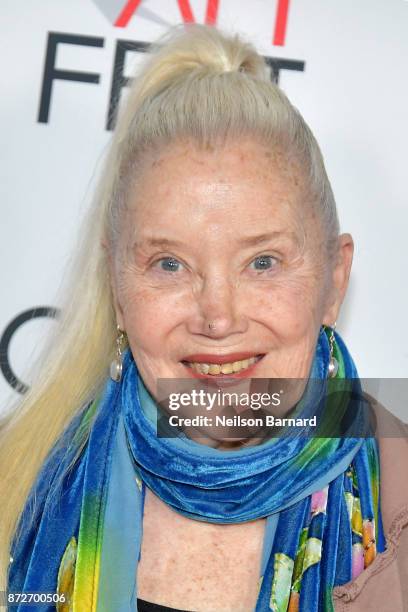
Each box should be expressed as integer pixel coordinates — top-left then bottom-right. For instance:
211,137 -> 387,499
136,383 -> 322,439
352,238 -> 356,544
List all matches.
118,278 -> 190,335
245,277 -> 321,341
247,274 -> 315,314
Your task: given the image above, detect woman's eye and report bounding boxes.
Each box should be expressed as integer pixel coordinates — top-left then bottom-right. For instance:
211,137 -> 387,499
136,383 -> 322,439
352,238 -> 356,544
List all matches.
156,257 -> 183,272
250,255 -> 279,271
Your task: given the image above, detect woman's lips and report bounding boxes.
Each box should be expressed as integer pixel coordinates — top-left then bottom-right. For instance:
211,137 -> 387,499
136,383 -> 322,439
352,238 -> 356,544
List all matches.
180,353 -> 265,379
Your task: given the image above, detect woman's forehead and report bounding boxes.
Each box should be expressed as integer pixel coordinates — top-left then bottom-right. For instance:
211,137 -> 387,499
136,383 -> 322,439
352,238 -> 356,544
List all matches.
116,138 -> 321,259
126,139 -> 309,225
133,137 -> 304,187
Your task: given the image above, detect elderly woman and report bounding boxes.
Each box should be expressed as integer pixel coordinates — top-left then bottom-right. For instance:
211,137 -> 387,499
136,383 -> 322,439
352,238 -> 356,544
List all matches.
1,25 -> 407,612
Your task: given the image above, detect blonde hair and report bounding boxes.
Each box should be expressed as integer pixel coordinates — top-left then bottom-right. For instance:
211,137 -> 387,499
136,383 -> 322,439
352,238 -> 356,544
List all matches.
0,24 -> 339,585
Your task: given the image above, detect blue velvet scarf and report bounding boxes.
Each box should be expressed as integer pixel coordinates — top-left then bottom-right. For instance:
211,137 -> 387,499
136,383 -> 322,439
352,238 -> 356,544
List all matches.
8,328 -> 385,611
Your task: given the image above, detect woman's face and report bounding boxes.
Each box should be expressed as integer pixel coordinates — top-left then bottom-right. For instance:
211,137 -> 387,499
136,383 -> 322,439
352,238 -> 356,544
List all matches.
110,138 -> 353,398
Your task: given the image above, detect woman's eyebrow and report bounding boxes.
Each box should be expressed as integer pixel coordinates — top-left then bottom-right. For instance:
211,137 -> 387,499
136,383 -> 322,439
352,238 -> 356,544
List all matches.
239,232 -> 296,246
132,237 -> 185,250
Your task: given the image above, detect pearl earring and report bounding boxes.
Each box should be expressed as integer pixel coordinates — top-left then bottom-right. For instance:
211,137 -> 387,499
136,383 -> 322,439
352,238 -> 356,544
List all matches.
326,322 -> 339,378
110,325 -> 127,382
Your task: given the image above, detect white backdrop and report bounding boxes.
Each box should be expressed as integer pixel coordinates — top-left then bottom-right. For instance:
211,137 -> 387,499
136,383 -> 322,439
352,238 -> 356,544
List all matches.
1,0 -> 407,420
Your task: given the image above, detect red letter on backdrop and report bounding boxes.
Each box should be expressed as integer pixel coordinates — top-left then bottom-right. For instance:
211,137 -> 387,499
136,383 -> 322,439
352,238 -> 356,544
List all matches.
114,0 -> 287,40
178,0 -> 219,24
204,0 -> 219,24
114,0 -> 143,27
114,0 -> 219,27
273,0 -> 290,46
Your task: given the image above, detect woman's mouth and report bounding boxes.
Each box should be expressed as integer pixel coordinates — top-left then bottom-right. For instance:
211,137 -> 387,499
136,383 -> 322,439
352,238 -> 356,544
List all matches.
181,353 -> 265,378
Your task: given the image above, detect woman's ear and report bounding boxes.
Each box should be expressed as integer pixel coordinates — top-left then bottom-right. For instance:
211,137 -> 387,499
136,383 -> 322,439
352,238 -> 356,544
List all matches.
322,233 -> 354,325
101,239 -> 125,330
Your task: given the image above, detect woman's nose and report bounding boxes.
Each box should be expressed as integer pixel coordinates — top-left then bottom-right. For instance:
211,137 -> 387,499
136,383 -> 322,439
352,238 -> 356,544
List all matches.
186,275 -> 248,338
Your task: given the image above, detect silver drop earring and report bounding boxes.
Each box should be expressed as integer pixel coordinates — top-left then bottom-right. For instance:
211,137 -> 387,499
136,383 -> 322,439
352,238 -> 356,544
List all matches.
327,322 -> 339,379
110,325 -> 127,382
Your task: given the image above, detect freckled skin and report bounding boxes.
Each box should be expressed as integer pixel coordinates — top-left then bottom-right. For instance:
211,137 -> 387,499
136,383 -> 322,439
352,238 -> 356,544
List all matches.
106,138 -> 354,609
137,484 -> 267,611
110,138 -> 353,404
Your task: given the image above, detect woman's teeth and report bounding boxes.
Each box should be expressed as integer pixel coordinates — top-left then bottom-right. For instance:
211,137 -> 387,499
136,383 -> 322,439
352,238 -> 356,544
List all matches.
186,356 -> 261,375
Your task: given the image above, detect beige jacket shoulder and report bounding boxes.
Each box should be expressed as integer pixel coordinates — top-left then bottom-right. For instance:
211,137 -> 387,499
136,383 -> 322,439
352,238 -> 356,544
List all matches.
333,403 -> 408,611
